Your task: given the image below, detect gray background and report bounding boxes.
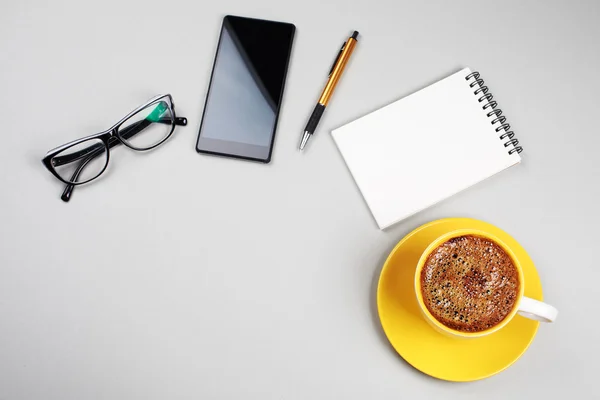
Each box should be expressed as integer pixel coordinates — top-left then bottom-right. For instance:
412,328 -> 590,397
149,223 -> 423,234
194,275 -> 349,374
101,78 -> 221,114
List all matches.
1,0 -> 598,398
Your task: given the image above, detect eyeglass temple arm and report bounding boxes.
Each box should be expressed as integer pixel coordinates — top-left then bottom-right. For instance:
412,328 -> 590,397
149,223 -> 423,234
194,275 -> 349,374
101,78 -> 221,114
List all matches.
60,116 -> 187,202
52,117 -> 186,167
61,147 -> 106,201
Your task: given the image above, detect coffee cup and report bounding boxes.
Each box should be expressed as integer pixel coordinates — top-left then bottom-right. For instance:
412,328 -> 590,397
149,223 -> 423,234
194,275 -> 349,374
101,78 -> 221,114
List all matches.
414,229 -> 558,338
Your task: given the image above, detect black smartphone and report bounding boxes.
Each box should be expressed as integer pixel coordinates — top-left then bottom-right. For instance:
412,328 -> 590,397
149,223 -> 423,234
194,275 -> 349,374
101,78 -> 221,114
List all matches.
196,15 -> 296,163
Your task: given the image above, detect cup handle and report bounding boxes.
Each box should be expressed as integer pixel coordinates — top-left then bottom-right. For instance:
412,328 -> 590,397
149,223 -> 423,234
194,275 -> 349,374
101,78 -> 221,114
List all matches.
518,297 -> 558,323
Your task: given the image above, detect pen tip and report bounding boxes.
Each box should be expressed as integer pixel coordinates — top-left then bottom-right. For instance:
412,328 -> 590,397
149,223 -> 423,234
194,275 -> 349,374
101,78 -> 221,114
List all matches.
299,132 -> 310,151
352,31 -> 359,40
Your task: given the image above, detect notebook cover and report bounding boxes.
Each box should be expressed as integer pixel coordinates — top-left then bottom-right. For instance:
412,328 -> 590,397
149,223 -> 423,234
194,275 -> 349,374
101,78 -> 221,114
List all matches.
331,68 -> 521,229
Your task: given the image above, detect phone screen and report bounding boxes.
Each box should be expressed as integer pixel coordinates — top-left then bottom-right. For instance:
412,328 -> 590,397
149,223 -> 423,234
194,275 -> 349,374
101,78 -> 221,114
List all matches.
196,16 -> 295,162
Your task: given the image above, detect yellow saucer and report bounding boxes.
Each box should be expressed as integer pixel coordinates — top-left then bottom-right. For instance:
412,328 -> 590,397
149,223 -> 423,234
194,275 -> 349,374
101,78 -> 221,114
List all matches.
377,218 -> 542,382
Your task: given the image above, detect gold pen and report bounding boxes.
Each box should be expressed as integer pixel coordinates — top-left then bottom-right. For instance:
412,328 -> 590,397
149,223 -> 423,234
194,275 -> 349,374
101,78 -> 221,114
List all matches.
299,30 -> 359,151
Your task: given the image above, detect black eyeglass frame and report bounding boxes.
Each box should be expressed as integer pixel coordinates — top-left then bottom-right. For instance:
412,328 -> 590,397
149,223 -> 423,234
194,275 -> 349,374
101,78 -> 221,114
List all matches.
42,94 -> 187,201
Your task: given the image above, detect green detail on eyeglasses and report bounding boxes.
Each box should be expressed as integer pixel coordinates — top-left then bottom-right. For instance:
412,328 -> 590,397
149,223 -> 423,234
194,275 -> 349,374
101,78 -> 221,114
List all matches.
146,101 -> 168,122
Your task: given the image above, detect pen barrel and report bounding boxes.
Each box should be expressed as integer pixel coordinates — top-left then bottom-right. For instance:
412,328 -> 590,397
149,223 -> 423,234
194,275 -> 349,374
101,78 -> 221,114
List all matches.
304,104 -> 326,134
318,37 -> 358,106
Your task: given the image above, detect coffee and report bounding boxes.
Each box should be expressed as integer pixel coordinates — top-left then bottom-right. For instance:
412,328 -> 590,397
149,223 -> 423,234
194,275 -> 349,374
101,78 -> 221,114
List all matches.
420,235 -> 519,332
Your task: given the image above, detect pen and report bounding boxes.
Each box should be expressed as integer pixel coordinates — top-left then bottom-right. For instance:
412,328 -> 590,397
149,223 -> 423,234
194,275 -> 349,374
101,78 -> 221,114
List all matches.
299,30 -> 359,151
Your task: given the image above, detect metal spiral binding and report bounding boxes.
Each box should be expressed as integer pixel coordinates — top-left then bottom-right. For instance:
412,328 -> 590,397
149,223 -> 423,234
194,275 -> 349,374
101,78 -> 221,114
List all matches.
465,72 -> 523,155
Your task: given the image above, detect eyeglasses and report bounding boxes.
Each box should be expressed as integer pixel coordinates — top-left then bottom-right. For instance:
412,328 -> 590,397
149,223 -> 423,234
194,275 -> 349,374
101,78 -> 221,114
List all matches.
42,94 -> 187,202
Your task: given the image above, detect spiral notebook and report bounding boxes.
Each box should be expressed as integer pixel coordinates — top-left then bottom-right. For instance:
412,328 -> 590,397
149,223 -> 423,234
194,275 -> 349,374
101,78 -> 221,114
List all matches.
332,68 -> 523,229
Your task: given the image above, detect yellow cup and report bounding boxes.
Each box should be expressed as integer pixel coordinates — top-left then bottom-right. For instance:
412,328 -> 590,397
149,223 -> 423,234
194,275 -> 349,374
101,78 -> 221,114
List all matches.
414,229 -> 558,339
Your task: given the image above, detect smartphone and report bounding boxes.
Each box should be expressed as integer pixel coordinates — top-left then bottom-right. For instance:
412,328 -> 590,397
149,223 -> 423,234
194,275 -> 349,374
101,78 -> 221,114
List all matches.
196,15 -> 296,163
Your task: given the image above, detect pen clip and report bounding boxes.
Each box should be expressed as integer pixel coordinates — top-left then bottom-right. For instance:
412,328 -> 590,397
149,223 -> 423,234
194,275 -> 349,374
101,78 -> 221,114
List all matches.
328,42 -> 346,76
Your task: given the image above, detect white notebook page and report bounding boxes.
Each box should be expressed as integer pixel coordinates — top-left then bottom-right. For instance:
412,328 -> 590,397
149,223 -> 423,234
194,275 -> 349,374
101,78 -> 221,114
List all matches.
331,68 -> 521,229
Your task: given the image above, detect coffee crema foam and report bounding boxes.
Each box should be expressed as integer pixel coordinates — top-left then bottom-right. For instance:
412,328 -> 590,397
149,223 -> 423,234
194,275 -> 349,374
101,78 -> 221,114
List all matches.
420,235 -> 519,333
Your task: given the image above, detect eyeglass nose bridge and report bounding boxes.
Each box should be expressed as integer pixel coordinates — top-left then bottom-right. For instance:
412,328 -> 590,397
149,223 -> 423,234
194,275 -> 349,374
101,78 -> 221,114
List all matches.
101,128 -> 119,147
95,130 -> 114,145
